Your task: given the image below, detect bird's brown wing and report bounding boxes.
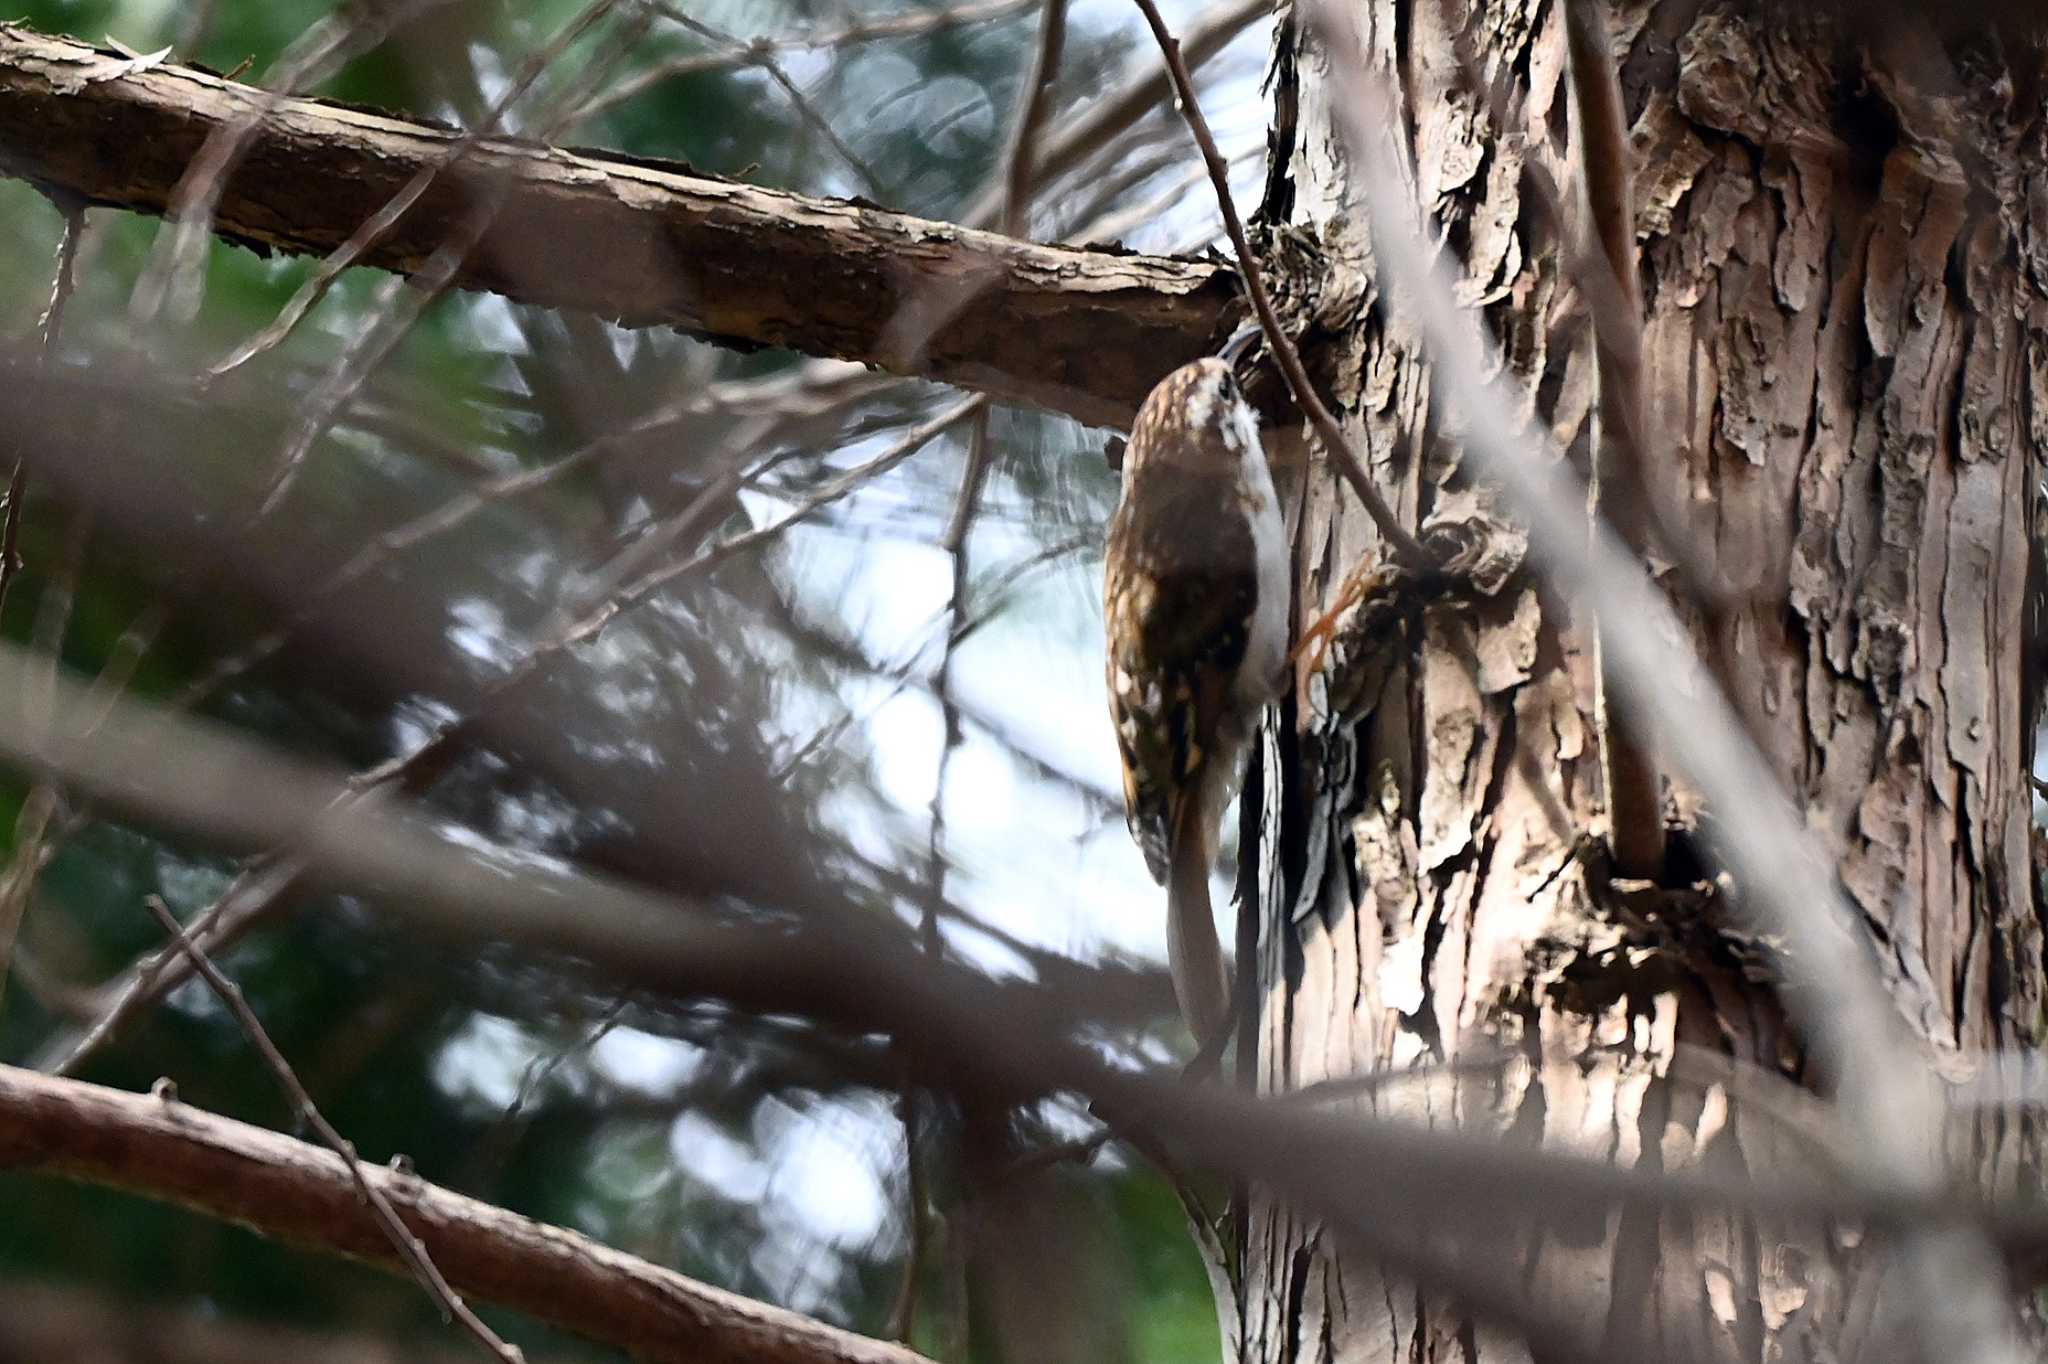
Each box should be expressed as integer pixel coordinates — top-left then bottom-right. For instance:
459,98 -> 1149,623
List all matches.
1103,477 -> 1258,884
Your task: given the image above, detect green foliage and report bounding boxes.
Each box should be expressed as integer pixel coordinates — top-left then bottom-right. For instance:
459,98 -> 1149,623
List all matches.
0,0 -> 1214,1358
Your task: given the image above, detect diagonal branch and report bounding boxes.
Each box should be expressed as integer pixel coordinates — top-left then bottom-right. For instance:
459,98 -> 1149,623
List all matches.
143,896 -> 521,1364
13,638 -> 2048,1347
0,1062 -> 932,1364
1562,0 -> 1665,879
0,24 -> 1238,428
1123,0 -> 1425,564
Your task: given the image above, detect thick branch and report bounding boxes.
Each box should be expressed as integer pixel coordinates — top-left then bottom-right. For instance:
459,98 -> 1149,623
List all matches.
0,1063 -> 929,1364
0,24 -> 1240,428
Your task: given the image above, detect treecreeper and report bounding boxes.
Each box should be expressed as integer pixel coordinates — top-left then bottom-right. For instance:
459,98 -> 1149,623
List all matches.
1102,354 -> 1285,1049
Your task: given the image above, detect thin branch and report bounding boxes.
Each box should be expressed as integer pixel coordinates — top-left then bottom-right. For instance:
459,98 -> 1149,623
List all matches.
0,196 -> 85,623
1122,0 -> 1426,564
180,358 -> 877,710
542,396 -> 986,664
41,392 -> 974,1073
884,1082 -> 928,1341
996,0 -> 1069,236
0,512 -> 89,998
464,1004 -> 625,1189
129,0 -> 459,323
0,451 -> 23,623
0,199 -> 89,1004
8,640 -> 2048,1339
954,0 -> 1267,230
327,396 -> 979,796
252,0 -> 647,519
1561,0 -> 1664,878
908,0 -> 1069,1176
573,0 -> 1039,124
142,896 -> 523,1364
211,0 -> 630,380
647,1 -> 888,199
547,440 -> 806,636
46,854 -> 304,1075
764,534 -> 1098,796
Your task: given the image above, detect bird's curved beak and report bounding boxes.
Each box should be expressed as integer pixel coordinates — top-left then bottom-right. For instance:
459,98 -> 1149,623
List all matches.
1218,322 -> 1262,368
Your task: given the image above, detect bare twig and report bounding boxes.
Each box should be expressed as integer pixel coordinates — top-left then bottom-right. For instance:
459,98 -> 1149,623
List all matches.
955,0 -> 1268,230
0,457 -> 23,624
911,0 -> 1069,1090
0,200 -> 90,1000
178,361 -> 875,710
573,0 -> 1039,124
760,60 -> 890,198
647,1 -> 888,199
0,197 -> 85,624
549,435 -> 807,632
129,0 -> 459,322
9,638 -> 2048,1354
47,855 -> 304,1075
252,0 -> 644,519
43,364 -> 971,1078
0,514 -> 89,997
885,1083 -> 928,1341
310,396 -> 980,802
996,0 -> 1070,236
141,895 -> 524,1364
542,397 -> 986,666
0,599 -> 164,1031
1122,0 -> 1425,564
767,534 -> 1093,787
211,0 -> 630,379
1561,0 -> 1663,878
463,1004 -> 625,1190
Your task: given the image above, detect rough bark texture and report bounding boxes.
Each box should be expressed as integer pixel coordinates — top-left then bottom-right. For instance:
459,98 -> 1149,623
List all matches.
1239,3 -> 2048,1360
0,24 -> 1238,429
0,1063 -> 933,1364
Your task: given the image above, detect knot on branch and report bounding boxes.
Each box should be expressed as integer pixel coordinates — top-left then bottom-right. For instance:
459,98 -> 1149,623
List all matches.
1303,507 -> 1526,721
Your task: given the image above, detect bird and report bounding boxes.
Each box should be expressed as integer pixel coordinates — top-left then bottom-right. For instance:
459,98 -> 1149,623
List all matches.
1103,348 -> 1287,1049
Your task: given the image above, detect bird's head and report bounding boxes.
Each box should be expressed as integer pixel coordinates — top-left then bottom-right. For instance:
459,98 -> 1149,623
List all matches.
1122,357 -> 1261,481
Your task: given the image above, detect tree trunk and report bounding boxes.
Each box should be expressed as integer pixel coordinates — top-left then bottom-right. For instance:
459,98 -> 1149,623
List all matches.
1238,3 -> 2048,1359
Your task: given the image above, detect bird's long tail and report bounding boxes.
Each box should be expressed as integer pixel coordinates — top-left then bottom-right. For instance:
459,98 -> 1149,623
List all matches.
1166,796 -> 1232,1049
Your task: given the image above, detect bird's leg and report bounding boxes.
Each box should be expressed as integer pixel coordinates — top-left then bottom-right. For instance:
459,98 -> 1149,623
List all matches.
1290,577 -> 1365,675
1291,559 -> 1408,674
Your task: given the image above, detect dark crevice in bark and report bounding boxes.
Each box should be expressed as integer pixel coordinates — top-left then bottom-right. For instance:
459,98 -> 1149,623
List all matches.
1283,1242 -> 1313,1361
1257,8 -> 1299,228
1238,731 -> 1269,1095
1601,1043 -> 1670,1358
1454,1311 -> 1479,1364
1621,3 -> 1693,119
1832,73 -> 1903,208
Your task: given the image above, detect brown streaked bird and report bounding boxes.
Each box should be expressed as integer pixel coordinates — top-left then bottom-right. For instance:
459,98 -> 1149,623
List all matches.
1104,353 -> 1286,1048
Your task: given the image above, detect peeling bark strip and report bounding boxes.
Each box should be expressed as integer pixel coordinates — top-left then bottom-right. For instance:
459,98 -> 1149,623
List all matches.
0,25 -> 1238,428
1242,2 -> 2048,1361
0,1063 -> 930,1364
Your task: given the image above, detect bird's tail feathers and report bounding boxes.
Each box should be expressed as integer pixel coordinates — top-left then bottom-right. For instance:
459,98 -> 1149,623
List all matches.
1166,795 -> 1232,1049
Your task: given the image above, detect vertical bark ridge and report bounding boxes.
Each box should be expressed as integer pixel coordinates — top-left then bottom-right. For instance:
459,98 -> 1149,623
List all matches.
1239,4 -> 2048,1360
